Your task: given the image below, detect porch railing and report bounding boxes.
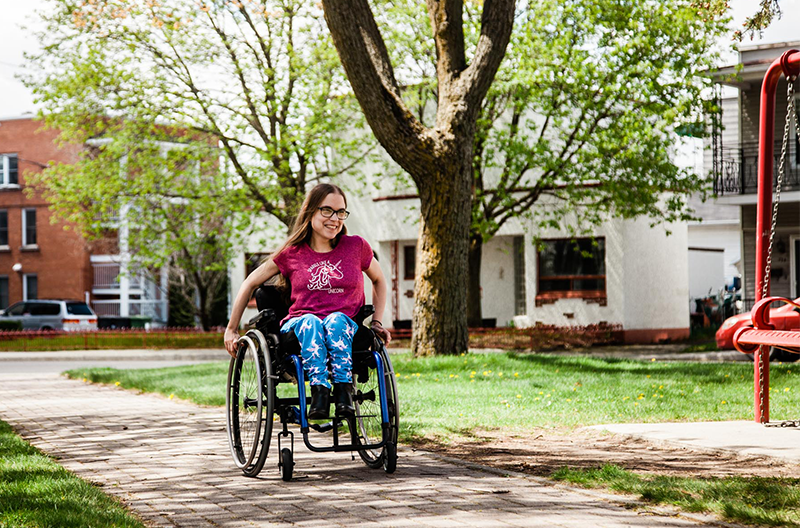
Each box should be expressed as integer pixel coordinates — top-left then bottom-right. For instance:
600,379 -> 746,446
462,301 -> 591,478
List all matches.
712,139 -> 800,196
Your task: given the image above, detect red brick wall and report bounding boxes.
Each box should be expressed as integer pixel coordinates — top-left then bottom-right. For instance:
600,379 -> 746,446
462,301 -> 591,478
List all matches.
0,118 -> 91,307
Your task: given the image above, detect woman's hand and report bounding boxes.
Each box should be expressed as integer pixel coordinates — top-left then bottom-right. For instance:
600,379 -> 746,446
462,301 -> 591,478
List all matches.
224,328 -> 240,358
370,320 -> 391,344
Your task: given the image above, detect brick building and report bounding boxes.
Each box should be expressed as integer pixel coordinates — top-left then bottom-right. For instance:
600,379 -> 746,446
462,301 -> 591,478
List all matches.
0,116 -> 168,325
0,116 -> 91,309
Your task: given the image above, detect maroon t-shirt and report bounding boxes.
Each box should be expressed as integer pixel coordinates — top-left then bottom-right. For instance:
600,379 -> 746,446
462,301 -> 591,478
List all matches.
273,235 -> 373,324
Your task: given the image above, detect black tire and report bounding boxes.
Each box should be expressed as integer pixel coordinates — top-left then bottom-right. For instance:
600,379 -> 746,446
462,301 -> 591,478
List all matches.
769,347 -> 800,363
280,448 -> 293,481
226,336 -> 263,470
354,345 -> 399,469
745,347 -> 800,363
241,330 -> 275,477
383,442 -> 397,474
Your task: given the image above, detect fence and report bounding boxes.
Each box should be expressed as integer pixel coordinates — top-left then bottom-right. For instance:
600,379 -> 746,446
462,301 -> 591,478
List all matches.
0,328 -> 223,352
2,324 -> 623,353
388,323 -> 622,350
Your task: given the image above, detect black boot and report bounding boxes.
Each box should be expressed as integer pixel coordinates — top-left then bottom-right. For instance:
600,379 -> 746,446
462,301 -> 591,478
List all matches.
308,385 -> 330,420
333,383 -> 354,417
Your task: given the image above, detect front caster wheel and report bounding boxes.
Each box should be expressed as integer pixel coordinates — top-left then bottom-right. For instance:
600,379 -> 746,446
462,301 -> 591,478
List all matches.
280,448 -> 294,481
383,442 -> 397,474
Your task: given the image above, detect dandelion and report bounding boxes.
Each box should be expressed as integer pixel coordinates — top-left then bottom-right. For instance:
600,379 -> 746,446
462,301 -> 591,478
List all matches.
538,391 -> 544,395
498,372 -> 503,377
514,372 -> 519,377
721,400 -> 727,405
651,358 -> 656,362
535,397 -> 540,401
449,374 -> 455,378
634,402 -> 639,406
623,396 -> 629,400
169,393 -> 175,400
785,387 -> 791,392
659,385 -> 663,389
566,398 -> 572,402
545,394 -> 550,398
516,394 -> 522,399
646,375 -> 651,378
82,377 -> 87,382
115,381 -> 121,386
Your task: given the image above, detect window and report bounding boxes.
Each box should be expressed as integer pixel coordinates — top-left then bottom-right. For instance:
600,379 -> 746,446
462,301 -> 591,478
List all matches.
537,238 -> 606,300
0,154 -> 18,186
403,245 -> 416,280
67,302 -> 94,315
245,252 -> 271,277
513,236 -> 527,316
22,209 -> 36,247
6,302 -> 27,315
29,302 -> 60,316
0,210 -> 7,247
23,274 -> 37,300
0,277 -> 7,310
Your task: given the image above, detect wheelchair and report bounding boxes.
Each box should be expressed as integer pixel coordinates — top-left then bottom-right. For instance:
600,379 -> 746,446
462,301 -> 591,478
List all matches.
225,286 -> 399,481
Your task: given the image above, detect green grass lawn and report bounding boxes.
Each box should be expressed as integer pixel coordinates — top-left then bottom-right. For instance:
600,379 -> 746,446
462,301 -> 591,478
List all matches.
0,420 -> 145,528
65,352 -> 800,442
553,464 -> 800,527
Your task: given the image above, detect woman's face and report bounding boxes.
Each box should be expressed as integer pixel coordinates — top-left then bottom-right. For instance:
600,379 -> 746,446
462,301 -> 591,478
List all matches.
310,192 -> 346,243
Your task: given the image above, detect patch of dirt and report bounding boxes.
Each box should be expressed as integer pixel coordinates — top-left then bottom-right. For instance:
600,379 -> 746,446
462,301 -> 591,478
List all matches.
411,427 -> 800,479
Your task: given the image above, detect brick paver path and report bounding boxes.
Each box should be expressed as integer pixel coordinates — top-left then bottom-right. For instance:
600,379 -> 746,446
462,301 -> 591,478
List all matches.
0,373 -> 731,527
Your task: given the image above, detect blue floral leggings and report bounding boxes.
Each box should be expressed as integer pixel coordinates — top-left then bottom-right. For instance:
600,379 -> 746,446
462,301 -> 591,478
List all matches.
281,312 -> 358,389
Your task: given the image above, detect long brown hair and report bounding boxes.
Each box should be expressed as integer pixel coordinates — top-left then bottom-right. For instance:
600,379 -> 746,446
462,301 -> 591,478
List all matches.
268,183 -> 348,297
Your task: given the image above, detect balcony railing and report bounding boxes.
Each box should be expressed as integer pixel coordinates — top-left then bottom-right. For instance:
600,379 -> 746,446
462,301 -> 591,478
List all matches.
92,300 -> 167,321
92,262 -> 143,290
713,139 -> 800,196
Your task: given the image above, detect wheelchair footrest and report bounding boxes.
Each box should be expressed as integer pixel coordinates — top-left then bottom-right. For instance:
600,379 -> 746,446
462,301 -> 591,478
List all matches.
309,422 -> 336,433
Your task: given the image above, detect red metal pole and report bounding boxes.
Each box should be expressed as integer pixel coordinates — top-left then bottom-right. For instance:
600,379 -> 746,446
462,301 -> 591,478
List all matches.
754,49 -> 800,423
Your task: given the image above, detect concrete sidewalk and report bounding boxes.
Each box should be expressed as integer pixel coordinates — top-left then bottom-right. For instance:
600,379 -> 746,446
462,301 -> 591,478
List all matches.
588,421 -> 800,465
0,373 -> 736,528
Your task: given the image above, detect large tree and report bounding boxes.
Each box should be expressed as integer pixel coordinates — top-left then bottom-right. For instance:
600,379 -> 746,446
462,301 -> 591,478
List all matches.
458,0 -> 729,325
322,0 -> 515,356
24,0 -> 371,325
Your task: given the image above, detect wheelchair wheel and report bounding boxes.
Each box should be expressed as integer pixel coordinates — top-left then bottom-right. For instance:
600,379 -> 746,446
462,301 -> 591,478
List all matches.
225,333 -> 275,477
354,345 -> 399,470
279,448 -> 293,481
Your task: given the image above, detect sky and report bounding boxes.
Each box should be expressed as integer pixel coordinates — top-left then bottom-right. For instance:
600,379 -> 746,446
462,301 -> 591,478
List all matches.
1,0 -> 799,119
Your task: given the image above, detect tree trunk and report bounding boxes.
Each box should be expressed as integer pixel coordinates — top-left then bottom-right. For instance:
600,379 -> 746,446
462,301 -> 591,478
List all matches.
321,0 -> 515,356
467,233 -> 483,328
412,155 -> 472,356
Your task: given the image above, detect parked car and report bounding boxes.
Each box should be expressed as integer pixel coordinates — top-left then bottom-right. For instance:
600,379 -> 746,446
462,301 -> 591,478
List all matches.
0,300 -> 98,331
716,296 -> 800,362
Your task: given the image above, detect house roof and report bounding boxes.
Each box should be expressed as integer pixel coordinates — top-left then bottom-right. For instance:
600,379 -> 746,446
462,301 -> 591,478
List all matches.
711,41 -> 800,87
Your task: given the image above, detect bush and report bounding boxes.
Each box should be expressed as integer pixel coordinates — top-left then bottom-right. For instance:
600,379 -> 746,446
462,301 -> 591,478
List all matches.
0,320 -> 22,331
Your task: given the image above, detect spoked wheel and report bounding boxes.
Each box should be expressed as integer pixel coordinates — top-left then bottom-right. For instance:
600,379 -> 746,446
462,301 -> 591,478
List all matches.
353,345 -> 399,471
279,448 -> 294,481
225,332 -> 275,477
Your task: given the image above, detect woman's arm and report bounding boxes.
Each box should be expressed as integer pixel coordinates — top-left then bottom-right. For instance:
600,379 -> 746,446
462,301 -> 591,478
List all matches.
364,258 -> 391,344
224,258 -> 280,357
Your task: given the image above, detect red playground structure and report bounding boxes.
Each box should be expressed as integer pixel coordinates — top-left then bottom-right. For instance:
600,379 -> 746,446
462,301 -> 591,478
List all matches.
732,49 -> 800,423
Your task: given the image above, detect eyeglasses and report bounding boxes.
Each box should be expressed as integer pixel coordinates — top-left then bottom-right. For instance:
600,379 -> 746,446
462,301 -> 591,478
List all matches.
318,206 -> 350,220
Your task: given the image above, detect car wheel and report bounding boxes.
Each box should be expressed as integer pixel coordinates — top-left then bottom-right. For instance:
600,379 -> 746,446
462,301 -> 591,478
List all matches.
769,347 -> 800,363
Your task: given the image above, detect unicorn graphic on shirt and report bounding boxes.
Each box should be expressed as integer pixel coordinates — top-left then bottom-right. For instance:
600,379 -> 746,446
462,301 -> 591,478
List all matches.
307,260 -> 344,292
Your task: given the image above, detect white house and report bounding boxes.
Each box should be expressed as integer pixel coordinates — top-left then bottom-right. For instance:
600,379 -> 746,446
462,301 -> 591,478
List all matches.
230,172 -> 691,344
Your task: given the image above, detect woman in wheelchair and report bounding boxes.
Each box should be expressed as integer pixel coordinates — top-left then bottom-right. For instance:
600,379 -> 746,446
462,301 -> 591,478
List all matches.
224,183 -> 391,421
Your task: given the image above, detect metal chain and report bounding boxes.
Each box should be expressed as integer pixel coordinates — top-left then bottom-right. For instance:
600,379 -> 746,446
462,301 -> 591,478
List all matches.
759,77 -> 797,424
762,79 -> 796,299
